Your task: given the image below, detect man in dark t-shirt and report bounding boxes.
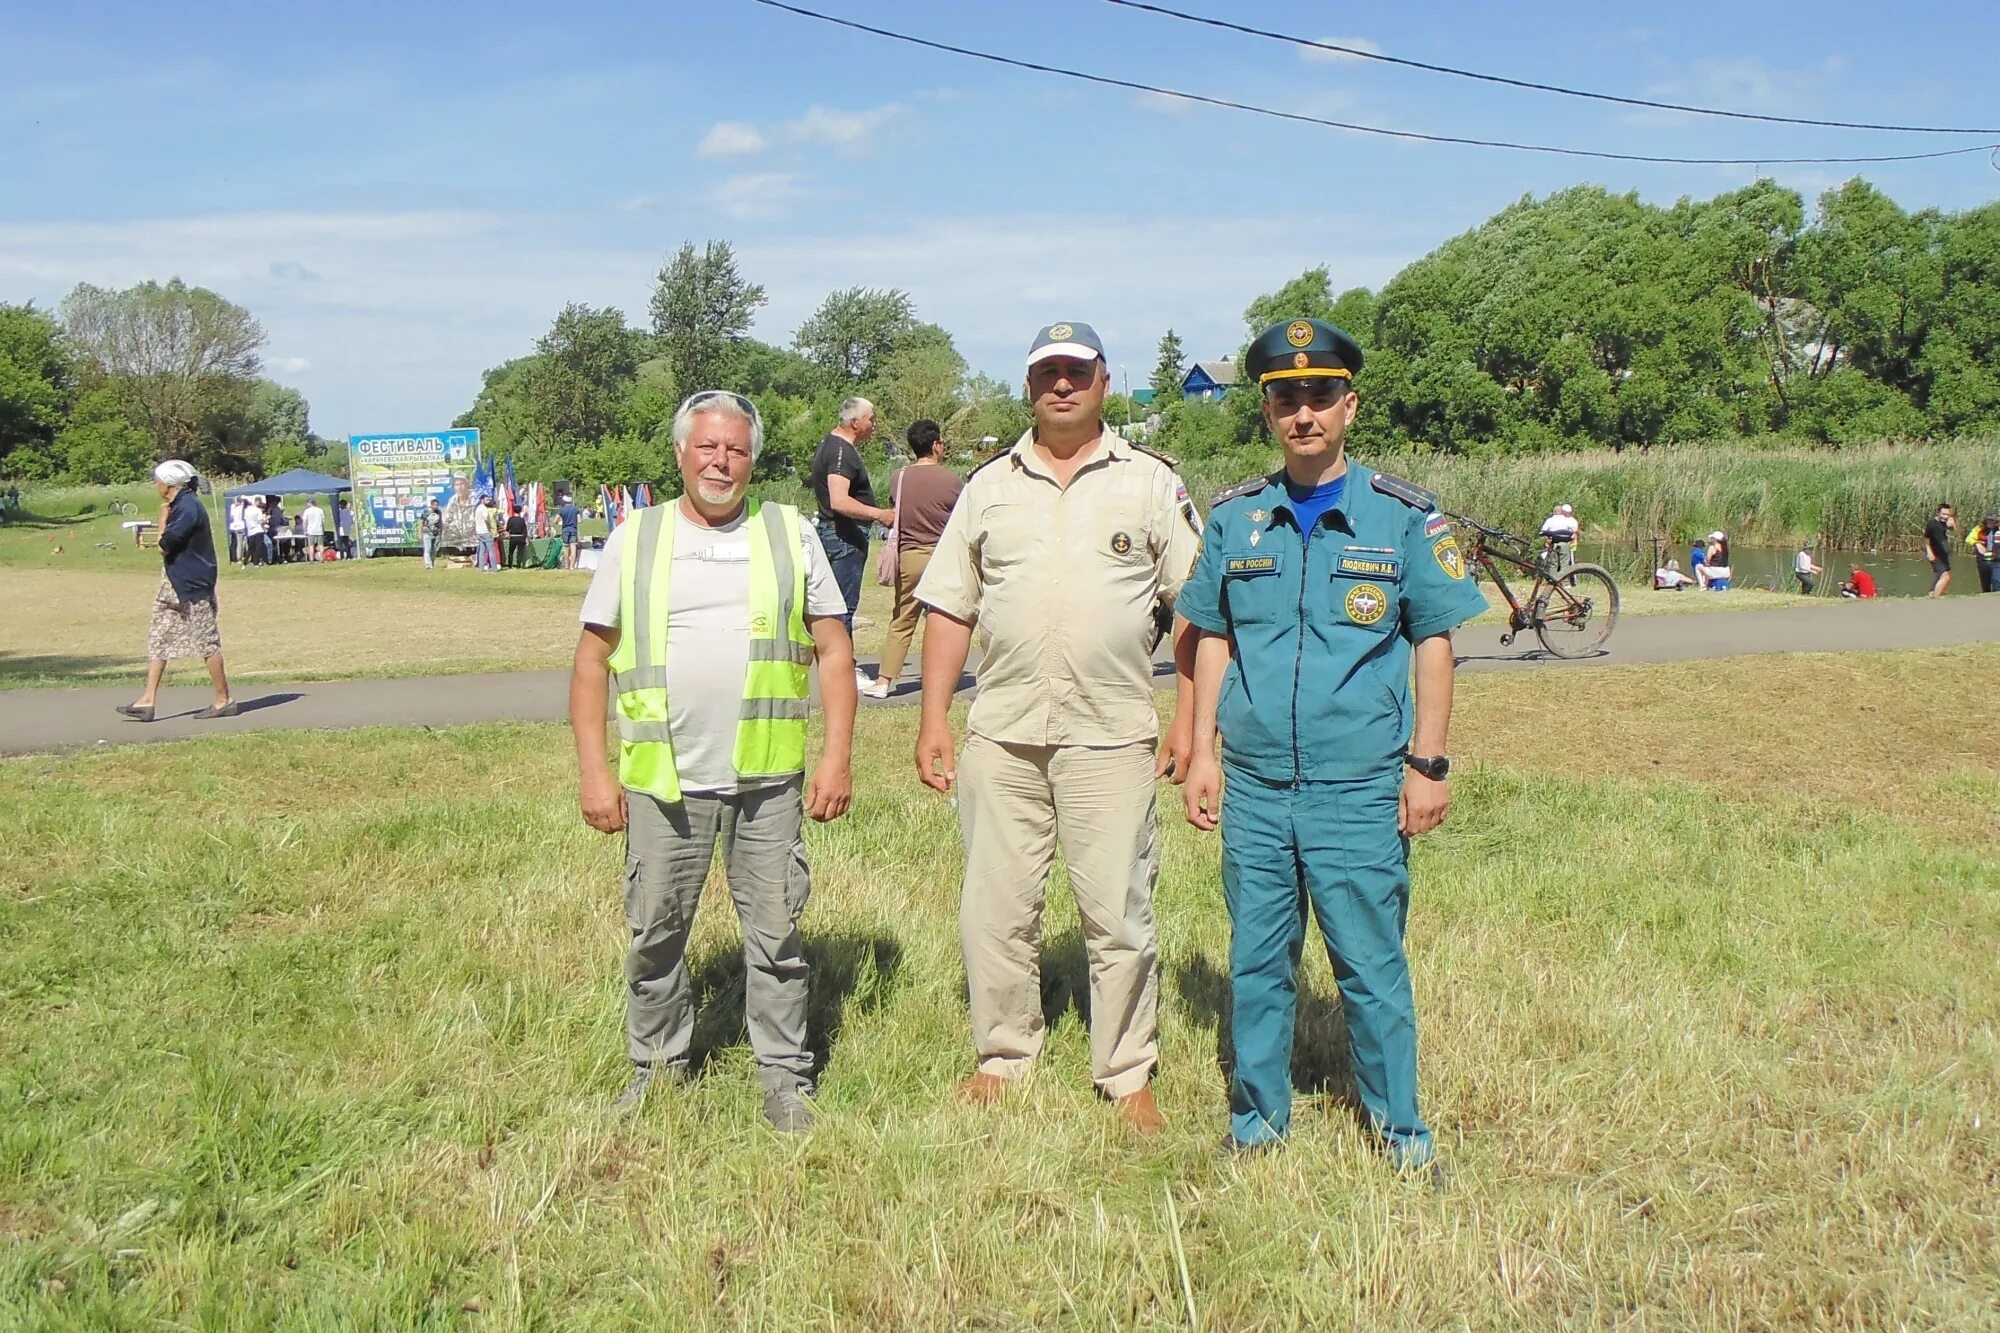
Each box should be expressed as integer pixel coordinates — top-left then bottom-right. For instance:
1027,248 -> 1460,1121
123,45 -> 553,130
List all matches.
1923,503 -> 1955,597
810,397 -> 895,654
558,497 -> 581,569
505,508 -> 529,568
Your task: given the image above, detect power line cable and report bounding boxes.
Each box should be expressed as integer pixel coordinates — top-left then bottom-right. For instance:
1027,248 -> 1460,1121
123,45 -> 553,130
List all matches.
1104,0 -> 2000,136
749,0 -> 1999,167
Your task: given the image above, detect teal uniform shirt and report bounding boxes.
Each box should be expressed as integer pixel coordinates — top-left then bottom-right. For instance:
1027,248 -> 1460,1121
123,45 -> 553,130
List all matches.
1175,460 -> 1486,782
1176,457 -> 1486,1155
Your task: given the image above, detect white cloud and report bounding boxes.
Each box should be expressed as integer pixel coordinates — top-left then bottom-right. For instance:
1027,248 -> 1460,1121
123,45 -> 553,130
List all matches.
1131,90 -> 1201,116
1625,56 -> 1811,127
697,120 -> 766,158
0,205 -> 1416,437
705,172 -> 814,222
1301,35 -> 1384,64
781,103 -> 903,154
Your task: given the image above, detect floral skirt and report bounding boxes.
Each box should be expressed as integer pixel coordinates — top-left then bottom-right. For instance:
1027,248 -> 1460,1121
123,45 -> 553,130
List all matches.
146,577 -> 222,661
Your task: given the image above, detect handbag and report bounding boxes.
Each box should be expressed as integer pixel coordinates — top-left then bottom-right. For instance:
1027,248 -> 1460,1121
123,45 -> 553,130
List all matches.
874,468 -> 903,587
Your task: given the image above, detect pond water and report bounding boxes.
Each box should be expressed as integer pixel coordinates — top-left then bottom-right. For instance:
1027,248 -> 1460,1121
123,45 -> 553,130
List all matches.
1578,541 -> 1992,600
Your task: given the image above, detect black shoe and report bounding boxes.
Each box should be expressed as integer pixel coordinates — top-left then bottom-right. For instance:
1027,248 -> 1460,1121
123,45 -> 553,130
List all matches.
762,1085 -> 815,1133
115,704 -> 155,722
194,701 -> 239,719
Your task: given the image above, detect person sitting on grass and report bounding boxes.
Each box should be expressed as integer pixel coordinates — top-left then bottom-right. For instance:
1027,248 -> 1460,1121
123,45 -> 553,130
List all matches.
1653,558 -> 1694,590
1839,566 -> 1877,599
1697,533 -> 1731,591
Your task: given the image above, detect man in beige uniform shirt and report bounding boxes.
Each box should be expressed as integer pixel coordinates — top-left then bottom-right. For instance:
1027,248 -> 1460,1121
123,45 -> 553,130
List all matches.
914,321 -> 1202,1134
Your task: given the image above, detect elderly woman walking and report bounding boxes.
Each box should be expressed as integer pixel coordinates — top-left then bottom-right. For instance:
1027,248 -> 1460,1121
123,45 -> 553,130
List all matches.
117,461 -> 237,722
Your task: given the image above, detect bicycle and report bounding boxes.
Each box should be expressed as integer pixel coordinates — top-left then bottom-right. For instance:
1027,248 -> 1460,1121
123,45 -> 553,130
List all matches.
1444,511 -> 1621,659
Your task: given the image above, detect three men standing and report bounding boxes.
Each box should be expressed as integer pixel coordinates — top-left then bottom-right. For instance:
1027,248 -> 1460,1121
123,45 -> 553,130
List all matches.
914,322 -> 1200,1134
1178,319 -> 1483,1174
570,390 -> 858,1132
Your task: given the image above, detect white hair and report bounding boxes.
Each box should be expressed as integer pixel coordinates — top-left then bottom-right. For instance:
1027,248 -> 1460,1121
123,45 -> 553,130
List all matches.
672,391 -> 764,460
838,396 -> 874,428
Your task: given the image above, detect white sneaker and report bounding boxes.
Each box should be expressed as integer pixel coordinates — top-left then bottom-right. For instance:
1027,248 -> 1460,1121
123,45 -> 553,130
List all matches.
859,676 -> 892,700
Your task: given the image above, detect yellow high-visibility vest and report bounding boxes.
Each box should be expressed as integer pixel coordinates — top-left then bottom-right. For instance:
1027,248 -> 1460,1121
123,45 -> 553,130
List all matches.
607,499 -> 813,802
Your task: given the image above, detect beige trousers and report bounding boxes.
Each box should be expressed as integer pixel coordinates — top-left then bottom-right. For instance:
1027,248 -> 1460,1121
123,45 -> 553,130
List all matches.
957,733 -> 1160,1097
874,544 -> 934,686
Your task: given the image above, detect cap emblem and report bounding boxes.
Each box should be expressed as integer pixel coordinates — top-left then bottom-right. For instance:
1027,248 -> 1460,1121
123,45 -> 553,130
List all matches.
1049,323 -> 1073,340
1286,320 -> 1315,347
1293,351 -> 1310,369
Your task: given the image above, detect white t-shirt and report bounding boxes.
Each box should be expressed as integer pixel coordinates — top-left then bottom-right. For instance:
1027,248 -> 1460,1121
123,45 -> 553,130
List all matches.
301,504 -> 325,536
246,504 -> 266,534
228,501 -> 245,533
1540,513 -> 1580,541
1793,549 -> 1814,574
580,504 -> 847,795
475,503 -> 497,537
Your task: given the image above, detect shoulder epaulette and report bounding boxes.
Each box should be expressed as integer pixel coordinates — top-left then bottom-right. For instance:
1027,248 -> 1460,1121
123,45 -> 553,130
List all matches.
1126,442 -> 1179,470
1369,470 -> 1437,511
1210,473 -> 1276,508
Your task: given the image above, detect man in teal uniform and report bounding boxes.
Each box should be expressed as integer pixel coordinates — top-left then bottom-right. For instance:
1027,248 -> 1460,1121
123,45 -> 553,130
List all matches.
1177,318 -> 1485,1174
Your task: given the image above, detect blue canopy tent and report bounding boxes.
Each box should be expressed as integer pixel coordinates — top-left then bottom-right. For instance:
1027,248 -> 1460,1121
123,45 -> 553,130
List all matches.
223,468 -> 355,560
222,468 -> 352,499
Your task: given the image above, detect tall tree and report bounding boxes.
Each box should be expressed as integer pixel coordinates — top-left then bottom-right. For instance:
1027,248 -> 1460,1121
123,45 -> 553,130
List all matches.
1242,265 -> 1340,335
1149,328 -> 1187,403
793,287 -> 916,387
59,278 -> 265,459
649,241 -> 766,397
522,303 -> 643,445
0,303 -> 73,474
870,321 -> 967,438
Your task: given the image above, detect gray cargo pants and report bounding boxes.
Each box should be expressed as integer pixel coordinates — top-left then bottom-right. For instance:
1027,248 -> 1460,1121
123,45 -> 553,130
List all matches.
623,778 -> 813,1094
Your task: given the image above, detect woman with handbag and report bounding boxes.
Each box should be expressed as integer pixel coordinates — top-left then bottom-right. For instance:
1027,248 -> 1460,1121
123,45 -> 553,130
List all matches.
864,419 -> 964,699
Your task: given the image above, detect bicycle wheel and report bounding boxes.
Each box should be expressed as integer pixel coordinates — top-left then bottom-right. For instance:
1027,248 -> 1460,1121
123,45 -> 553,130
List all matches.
1531,563 -> 1620,658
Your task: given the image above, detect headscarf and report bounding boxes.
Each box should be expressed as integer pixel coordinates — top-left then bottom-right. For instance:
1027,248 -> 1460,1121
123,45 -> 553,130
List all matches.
153,460 -> 198,488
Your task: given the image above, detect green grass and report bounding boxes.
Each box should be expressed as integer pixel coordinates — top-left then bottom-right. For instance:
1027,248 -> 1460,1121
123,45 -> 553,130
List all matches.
3,649 -> 1997,1327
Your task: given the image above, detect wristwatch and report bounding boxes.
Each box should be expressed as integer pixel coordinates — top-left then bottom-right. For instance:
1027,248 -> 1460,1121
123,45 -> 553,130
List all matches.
1404,754 -> 1451,781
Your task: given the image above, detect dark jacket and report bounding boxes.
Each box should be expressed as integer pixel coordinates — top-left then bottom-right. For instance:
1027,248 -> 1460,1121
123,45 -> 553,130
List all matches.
159,487 -> 219,602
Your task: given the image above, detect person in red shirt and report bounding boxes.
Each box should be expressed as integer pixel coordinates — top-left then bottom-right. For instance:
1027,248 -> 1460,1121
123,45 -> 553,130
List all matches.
1840,566 -> 1877,599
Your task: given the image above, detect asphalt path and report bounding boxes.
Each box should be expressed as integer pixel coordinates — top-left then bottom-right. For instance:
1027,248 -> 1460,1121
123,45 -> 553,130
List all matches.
5,596 -> 1997,757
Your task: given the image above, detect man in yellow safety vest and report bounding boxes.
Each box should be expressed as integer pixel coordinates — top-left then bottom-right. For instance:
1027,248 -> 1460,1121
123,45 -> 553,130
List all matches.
569,390 -> 859,1132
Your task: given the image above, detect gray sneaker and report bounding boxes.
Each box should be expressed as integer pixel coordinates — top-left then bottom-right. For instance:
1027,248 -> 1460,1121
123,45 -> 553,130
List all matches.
762,1085 -> 815,1133
612,1063 -> 684,1113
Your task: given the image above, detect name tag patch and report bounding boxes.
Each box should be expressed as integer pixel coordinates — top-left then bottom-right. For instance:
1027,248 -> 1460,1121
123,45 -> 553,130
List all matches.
1225,554 -> 1279,576
1335,553 -> 1402,580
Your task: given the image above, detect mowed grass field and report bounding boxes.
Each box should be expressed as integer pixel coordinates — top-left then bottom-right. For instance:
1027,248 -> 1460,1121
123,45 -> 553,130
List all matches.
3,489 -> 1817,691
3,646 -> 1997,1328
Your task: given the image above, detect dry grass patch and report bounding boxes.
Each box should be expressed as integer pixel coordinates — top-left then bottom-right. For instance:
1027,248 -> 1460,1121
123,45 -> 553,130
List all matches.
1455,643 -> 2000,844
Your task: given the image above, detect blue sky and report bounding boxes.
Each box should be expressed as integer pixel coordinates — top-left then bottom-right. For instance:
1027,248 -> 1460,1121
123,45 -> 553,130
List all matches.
4,0 -> 1996,436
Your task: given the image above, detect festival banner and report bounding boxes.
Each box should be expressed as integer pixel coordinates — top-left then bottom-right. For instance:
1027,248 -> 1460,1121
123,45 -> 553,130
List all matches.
348,429 -> 483,551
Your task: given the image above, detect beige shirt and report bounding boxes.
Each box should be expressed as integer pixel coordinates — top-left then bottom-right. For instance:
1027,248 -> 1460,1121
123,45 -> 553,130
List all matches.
916,428 -> 1202,747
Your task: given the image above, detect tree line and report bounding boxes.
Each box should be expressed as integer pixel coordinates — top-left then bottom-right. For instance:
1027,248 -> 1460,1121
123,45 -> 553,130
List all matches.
1150,177 -> 2000,463
0,280 -> 329,483
5,176 -> 1995,488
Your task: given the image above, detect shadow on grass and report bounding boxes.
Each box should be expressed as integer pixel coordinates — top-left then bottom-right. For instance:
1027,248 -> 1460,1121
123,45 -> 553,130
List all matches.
0,652 -> 133,683
1175,953 -> 1362,1113
686,931 -> 904,1081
